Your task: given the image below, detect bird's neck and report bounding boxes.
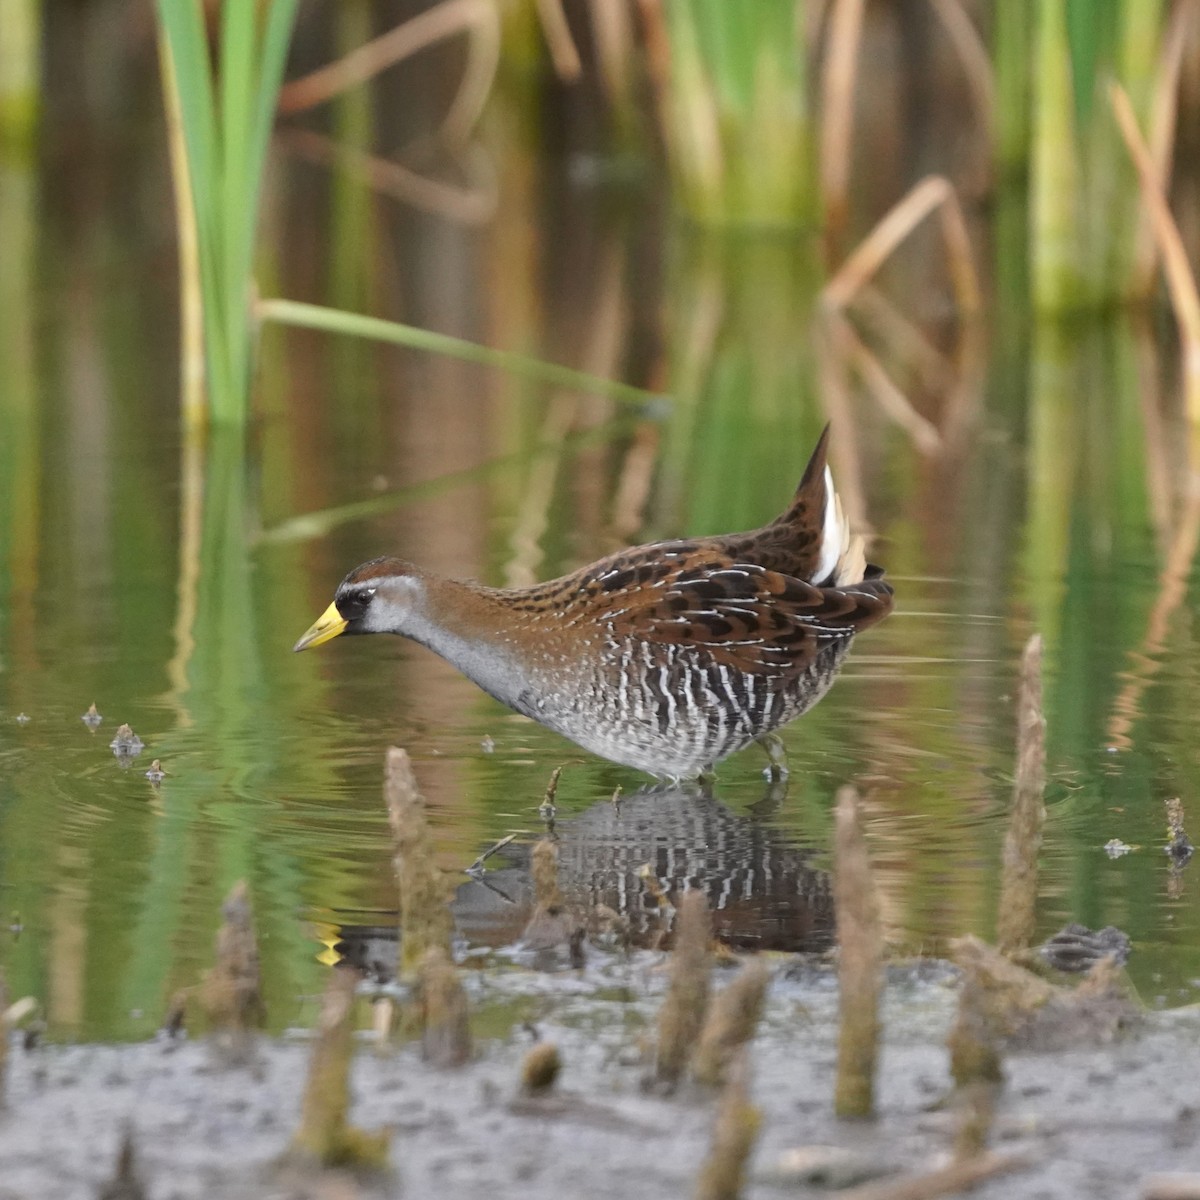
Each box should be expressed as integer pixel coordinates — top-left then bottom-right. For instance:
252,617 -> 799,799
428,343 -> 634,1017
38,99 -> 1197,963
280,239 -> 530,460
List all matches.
401,574 -> 539,710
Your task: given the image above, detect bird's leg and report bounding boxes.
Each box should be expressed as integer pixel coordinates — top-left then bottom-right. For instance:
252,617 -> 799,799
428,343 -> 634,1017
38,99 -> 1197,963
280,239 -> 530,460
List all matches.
757,733 -> 789,781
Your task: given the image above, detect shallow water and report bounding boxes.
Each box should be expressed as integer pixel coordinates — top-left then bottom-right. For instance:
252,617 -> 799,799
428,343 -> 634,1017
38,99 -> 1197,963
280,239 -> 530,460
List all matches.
3,41 -> 1200,1042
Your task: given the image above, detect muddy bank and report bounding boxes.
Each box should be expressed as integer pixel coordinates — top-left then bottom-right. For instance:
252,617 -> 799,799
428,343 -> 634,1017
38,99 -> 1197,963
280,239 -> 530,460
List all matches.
1,958 -> 1198,1200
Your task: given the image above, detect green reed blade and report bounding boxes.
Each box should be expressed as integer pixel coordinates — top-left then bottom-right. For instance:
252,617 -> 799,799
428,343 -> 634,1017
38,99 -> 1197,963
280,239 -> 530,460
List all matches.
156,0 -> 300,426
155,0 -> 217,227
1065,0 -> 1120,124
994,0 -> 1033,173
229,0 -> 300,411
217,0 -> 257,404
1031,0 -> 1083,311
660,0 -> 812,226
256,298 -> 666,408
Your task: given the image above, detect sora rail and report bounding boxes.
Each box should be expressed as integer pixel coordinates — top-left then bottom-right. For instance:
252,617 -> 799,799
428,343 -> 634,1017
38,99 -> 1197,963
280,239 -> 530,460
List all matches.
294,427 -> 893,779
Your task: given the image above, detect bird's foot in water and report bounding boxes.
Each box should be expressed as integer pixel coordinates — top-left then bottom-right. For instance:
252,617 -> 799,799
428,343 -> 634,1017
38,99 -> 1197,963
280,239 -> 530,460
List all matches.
758,733 -> 789,781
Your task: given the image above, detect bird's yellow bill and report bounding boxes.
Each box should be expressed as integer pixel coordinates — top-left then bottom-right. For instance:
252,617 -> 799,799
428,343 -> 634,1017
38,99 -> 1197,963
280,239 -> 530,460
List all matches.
293,602 -> 347,652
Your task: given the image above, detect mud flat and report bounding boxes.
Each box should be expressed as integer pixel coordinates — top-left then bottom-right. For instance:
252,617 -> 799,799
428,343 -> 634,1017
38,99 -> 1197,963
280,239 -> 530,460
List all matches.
1,955 -> 1198,1200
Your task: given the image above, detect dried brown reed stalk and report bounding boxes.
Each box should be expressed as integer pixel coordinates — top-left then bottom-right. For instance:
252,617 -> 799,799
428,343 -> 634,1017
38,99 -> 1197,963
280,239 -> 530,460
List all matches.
277,0 -> 499,147
819,175 -> 980,455
504,395 -> 577,587
1108,487 -> 1200,749
996,635 -> 1046,955
588,0 -> 635,103
819,0 -> 865,255
609,422 -> 661,542
833,785 -> 881,1119
825,315 -> 943,456
928,0 -> 995,169
1132,315 -> 1175,550
852,285 -> 957,396
1111,81 -> 1200,421
534,0 -> 582,82
1132,2 -> 1195,297
280,127 -> 497,225
822,175 -> 980,319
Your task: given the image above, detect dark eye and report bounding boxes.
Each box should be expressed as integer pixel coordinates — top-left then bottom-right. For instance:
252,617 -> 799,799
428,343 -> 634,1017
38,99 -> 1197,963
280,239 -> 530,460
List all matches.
337,588 -> 375,621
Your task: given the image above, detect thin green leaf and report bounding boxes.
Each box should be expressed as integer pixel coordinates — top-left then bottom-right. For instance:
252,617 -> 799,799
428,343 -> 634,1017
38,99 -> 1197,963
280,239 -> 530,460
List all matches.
256,299 -> 668,408
1065,0 -> 1119,123
219,0 -> 261,409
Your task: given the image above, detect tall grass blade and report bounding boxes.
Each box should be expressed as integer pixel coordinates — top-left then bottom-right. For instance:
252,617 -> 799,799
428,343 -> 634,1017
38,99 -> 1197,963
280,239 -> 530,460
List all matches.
994,0 -> 1032,173
1030,0 -> 1083,311
0,0 -> 41,146
658,0 -> 813,227
156,0 -> 300,427
255,299 -> 663,407
1065,0 -> 1119,123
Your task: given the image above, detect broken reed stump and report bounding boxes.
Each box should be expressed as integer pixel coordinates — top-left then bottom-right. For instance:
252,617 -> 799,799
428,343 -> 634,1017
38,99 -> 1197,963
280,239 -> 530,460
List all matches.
1165,798 -> 1194,900
950,934 -> 1136,1051
521,837 -> 579,952
200,881 -> 266,1062
531,835 -> 564,908
290,964 -> 389,1169
946,970 -> 1003,1160
693,958 -> 770,1088
655,890 -> 712,1089
97,1127 -> 147,1200
996,634 -> 1046,955
834,786 -> 882,1119
693,1054 -> 762,1200
418,946 -> 472,1067
521,1040 -> 562,1094
384,747 -> 453,979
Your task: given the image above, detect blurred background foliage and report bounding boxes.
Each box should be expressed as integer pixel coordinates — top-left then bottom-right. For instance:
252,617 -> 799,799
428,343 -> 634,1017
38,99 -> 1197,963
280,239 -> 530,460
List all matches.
2,0 -> 1200,1038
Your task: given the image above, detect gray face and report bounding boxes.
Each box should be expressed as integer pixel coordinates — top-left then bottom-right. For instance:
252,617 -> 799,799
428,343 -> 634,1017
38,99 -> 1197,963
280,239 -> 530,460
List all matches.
335,574 -> 423,636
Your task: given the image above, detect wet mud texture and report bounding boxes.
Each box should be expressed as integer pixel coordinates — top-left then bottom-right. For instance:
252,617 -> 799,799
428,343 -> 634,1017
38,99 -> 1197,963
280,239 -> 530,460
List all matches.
1,961 -> 1199,1200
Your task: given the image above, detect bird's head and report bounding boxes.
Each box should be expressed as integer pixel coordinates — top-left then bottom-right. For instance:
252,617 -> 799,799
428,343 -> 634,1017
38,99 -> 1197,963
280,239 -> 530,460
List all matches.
292,557 -> 424,651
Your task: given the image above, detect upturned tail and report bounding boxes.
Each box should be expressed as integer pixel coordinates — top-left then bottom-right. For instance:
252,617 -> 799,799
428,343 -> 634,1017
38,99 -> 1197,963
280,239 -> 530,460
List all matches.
772,425 -> 869,586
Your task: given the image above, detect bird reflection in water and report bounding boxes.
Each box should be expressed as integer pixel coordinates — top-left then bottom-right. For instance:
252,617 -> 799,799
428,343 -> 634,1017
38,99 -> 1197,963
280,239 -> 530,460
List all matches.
335,781 -> 833,980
